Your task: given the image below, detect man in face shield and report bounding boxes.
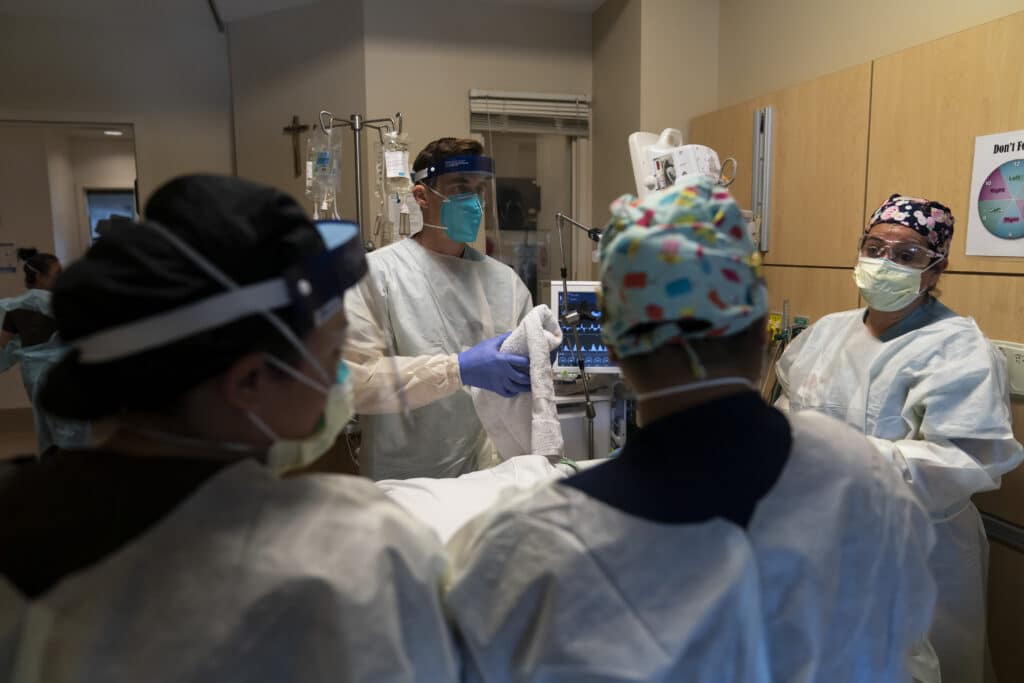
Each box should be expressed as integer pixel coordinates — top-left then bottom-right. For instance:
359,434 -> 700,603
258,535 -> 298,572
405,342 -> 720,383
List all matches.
344,137 -> 534,480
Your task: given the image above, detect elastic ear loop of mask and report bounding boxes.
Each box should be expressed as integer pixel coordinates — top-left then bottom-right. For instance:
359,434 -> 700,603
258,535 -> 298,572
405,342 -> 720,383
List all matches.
626,324 -> 709,378
244,356 -> 332,446
146,222 -> 330,384
425,183 -> 447,202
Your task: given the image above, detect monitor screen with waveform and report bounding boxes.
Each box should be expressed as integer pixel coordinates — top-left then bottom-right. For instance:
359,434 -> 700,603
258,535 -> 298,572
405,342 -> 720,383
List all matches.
551,281 -> 618,374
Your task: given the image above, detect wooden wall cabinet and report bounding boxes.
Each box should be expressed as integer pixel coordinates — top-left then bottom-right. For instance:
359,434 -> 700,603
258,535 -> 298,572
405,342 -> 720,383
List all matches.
692,64 -> 872,269
987,540 -> 1024,682
867,13 -> 1024,275
762,266 -> 860,320
690,96 -> 762,211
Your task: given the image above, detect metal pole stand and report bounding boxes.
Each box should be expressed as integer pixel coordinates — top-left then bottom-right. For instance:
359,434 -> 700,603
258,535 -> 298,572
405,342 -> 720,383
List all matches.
554,212 -> 603,460
319,111 -> 404,251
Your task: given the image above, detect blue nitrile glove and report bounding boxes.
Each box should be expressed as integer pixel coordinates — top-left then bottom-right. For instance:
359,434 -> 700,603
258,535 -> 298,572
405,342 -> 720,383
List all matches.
458,332 -> 531,398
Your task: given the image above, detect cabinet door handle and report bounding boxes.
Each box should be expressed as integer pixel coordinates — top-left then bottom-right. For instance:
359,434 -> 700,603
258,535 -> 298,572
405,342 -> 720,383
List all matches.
752,107 -> 775,254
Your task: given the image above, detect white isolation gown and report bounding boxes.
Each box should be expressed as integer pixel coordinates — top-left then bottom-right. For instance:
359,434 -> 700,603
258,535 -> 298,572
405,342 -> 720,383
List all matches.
0,461 -> 459,683
776,300 -> 1023,683
445,410 -> 935,683
344,238 -> 532,480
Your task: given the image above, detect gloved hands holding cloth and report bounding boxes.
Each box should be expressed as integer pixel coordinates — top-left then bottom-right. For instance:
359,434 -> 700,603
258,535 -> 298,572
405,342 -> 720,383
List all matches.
459,333 -> 531,397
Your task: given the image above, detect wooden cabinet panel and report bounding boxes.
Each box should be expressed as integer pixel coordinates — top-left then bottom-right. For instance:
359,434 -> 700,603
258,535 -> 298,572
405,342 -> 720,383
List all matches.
987,541 -> 1024,683
762,265 -> 859,322
867,12 -> 1024,274
937,272 -> 1024,342
763,64 -> 872,268
690,97 -> 763,210
693,64 -> 871,268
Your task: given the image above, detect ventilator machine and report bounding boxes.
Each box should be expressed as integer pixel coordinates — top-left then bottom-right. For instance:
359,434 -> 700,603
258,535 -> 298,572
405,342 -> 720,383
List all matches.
628,128 -> 737,198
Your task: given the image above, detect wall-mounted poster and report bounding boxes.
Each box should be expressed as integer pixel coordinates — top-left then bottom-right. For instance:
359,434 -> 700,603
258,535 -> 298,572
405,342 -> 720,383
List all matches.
966,129 -> 1024,256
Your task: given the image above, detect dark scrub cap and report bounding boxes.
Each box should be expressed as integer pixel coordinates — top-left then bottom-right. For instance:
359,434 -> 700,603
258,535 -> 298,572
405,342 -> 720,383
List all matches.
41,174 -> 335,421
868,193 -> 955,255
17,248 -> 59,289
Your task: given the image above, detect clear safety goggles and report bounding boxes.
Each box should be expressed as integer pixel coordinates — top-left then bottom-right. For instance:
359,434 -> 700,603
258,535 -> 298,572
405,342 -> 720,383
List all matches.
73,220 -> 367,378
858,235 -> 943,270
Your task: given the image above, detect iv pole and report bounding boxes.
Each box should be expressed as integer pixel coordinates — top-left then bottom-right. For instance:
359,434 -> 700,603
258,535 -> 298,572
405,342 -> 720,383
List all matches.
319,111 -> 404,247
554,211 -> 602,460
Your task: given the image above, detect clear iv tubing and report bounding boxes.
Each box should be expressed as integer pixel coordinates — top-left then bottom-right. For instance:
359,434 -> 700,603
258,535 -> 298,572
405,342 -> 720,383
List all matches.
319,110 -> 403,243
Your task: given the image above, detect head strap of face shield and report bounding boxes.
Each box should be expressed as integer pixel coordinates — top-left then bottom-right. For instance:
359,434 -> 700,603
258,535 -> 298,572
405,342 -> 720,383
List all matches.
412,155 -> 494,184
73,219 -> 366,366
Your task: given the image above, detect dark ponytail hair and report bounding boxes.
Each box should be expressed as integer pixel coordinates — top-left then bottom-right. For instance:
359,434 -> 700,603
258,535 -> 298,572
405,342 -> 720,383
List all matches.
40,174 -> 325,421
17,248 -> 59,288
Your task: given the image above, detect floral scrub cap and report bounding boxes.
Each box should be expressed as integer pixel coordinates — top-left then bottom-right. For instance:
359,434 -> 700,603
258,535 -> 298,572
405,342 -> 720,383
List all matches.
868,193 -> 955,255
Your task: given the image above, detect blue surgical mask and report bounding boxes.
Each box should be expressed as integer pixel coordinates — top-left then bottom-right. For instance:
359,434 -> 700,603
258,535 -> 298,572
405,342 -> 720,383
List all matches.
425,185 -> 483,243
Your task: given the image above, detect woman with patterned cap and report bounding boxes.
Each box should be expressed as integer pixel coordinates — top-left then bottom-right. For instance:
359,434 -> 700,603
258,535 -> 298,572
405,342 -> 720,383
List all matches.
777,193 -> 1023,683
445,179 -> 937,683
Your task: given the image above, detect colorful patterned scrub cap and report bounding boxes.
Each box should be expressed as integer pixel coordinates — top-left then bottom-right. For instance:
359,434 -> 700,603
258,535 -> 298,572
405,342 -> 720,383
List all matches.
599,177 -> 768,361
868,193 -> 955,255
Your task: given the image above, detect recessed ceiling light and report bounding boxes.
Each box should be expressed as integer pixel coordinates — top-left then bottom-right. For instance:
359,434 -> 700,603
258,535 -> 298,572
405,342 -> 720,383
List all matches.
103,130 -> 124,136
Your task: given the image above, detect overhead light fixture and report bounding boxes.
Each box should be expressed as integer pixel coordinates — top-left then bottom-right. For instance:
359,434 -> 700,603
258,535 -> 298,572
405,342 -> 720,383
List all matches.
103,130 -> 124,136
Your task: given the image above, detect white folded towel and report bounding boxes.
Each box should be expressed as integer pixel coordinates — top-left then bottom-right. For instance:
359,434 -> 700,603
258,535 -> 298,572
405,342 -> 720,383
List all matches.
471,305 -> 564,462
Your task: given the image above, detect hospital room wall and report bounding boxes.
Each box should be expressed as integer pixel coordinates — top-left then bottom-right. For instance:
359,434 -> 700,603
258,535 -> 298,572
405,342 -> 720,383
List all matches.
0,9 -> 230,442
592,0 -> 641,228
362,0 -> 592,161
591,0 -> 719,229
0,128 -> 55,413
229,0 -> 592,246
0,12 -> 233,205
46,136 -> 137,266
0,127 -> 137,418
717,0 -> 1024,108
638,0 -> 718,137
228,0 -> 368,220
362,0 -> 592,255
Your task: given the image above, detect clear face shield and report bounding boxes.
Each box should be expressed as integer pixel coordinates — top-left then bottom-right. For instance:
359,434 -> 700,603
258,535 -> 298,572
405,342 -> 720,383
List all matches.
71,220 -> 374,467
414,155 -> 500,259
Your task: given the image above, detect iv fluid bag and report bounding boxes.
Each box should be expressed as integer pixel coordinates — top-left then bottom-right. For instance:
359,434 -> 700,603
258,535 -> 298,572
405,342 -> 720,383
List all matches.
306,128 -> 343,218
382,131 -> 412,195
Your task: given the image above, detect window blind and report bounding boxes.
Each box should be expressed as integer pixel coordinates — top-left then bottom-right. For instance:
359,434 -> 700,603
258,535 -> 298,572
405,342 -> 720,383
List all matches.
470,89 -> 590,137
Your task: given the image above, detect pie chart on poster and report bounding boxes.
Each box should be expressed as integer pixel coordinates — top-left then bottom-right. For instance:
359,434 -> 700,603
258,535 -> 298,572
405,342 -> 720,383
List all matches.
978,159 -> 1024,239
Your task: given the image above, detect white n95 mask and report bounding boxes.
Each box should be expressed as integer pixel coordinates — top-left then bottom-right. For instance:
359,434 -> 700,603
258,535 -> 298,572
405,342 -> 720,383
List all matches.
248,357 -> 355,475
854,256 -> 939,313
